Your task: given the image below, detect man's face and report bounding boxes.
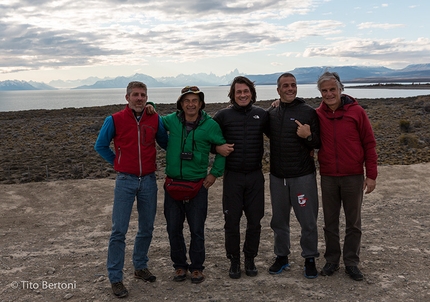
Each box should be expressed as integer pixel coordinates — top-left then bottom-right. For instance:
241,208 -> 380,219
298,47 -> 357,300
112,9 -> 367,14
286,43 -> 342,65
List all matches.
320,79 -> 342,110
180,93 -> 202,118
277,76 -> 297,103
125,87 -> 147,114
234,83 -> 252,107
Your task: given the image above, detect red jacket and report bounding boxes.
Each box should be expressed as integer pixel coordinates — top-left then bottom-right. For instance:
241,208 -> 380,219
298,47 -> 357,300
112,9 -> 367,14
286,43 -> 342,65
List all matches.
112,105 -> 159,176
316,94 -> 378,180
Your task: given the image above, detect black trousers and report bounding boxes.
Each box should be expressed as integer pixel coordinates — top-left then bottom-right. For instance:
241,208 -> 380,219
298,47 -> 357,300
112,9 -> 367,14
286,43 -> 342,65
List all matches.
223,169 -> 265,259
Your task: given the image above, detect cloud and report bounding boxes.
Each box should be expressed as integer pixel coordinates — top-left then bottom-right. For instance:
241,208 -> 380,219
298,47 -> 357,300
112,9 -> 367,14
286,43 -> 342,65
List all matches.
0,1 -> 326,72
271,62 -> 283,67
0,0 -> 428,78
0,0 -> 317,74
358,22 -> 405,30
303,38 -> 430,65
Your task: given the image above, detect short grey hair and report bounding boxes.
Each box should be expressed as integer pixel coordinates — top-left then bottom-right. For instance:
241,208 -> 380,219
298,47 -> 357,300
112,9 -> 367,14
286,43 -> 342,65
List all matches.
126,81 -> 147,95
317,71 -> 344,91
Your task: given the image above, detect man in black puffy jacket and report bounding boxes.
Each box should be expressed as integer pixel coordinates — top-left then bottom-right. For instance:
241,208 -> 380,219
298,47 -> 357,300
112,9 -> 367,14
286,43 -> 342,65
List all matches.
267,73 -> 321,279
214,76 -> 269,279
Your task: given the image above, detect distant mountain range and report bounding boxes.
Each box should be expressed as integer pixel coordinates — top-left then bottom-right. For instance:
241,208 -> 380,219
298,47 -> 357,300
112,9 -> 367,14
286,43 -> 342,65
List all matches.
2,64 -> 430,91
0,80 -> 58,91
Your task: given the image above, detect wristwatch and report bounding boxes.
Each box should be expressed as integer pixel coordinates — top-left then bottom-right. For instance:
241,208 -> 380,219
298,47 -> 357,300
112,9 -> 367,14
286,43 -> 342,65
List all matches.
306,134 -> 312,142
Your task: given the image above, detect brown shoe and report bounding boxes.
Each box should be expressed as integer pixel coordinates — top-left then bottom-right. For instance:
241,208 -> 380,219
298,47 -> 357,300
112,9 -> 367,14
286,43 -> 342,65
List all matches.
191,270 -> 205,284
173,268 -> 187,282
111,281 -> 128,298
134,268 -> 156,282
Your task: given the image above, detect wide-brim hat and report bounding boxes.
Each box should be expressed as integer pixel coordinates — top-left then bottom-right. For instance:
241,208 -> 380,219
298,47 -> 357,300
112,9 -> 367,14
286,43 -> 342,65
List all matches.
176,86 -> 205,110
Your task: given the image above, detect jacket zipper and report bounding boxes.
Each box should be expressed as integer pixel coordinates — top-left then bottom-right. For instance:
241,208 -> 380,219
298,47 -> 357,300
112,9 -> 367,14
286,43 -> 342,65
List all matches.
331,110 -> 339,174
137,119 -> 142,176
117,147 -> 122,164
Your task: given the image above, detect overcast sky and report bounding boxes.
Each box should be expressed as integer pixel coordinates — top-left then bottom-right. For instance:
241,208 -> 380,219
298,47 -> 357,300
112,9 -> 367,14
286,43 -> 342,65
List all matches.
1,0 -> 429,83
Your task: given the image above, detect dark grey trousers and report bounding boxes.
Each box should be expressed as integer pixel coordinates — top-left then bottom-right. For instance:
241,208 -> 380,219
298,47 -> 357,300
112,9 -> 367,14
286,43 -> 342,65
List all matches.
269,173 -> 320,258
321,174 -> 364,266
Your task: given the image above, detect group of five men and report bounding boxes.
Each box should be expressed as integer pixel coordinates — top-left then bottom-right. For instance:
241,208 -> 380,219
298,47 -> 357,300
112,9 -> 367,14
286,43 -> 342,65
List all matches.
95,71 -> 377,298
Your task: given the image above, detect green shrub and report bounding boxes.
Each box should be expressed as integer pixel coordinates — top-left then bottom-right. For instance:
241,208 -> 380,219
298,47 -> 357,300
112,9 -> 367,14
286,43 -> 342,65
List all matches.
371,121 -> 381,130
399,120 -> 411,133
399,134 -> 419,148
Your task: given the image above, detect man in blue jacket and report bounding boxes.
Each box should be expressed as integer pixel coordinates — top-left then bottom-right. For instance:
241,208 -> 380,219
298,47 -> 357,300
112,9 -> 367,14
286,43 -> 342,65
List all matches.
94,81 -> 168,298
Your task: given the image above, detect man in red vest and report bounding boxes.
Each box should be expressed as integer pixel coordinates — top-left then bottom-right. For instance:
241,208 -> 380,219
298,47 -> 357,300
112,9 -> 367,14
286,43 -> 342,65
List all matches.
95,81 -> 168,298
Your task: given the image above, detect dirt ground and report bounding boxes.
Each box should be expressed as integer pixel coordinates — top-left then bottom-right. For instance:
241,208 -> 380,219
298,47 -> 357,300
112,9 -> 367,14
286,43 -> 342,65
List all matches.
1,163 -> 429,302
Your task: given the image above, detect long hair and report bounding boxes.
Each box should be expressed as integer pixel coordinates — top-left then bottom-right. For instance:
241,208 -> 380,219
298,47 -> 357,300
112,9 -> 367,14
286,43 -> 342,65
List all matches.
228,76 -> 257,104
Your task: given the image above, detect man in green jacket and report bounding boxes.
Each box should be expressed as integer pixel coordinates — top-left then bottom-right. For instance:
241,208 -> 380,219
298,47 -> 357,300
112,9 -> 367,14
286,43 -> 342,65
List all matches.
161,86 -> 226,284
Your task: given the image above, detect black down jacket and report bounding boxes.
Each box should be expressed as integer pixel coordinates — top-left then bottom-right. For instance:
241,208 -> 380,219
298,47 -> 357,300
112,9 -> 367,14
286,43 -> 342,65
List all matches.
268,97 -> 320,178
213,102 -> 269,173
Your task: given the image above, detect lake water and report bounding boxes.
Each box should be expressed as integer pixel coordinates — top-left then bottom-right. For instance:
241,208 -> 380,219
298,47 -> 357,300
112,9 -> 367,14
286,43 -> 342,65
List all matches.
1,84 -> 429,112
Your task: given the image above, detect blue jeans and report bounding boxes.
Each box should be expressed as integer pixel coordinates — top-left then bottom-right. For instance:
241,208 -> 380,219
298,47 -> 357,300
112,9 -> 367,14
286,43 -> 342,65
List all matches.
107,172 -> 157,283
164,185 -> 208,272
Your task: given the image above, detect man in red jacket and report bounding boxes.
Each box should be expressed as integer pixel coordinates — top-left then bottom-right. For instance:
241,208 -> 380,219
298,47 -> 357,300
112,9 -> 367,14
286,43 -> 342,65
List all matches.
316,72 -> 377,281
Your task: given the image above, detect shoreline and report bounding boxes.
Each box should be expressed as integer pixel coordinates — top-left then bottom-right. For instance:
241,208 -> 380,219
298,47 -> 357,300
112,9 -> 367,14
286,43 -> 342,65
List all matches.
346,83 -> 430,90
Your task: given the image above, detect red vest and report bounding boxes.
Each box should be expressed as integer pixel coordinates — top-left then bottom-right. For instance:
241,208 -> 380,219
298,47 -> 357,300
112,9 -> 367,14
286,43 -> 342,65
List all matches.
112,105 -> 159,176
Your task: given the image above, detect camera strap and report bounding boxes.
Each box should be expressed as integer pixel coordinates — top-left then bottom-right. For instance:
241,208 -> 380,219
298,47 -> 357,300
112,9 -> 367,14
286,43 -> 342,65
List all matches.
179,124 -> 196,179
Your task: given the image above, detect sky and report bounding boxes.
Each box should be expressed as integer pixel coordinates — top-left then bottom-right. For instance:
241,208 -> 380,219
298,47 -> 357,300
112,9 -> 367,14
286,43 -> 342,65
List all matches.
1,0 -> 429,83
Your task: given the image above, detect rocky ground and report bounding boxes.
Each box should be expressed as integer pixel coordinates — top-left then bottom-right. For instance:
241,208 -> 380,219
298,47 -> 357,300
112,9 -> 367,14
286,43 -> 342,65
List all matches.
0,95 -> 429,184
0,95 -> 429,302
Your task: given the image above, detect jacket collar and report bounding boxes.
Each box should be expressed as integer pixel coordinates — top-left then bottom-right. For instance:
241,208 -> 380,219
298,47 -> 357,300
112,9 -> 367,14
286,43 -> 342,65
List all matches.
232,101 -> 253,112
280,97 -> 304,108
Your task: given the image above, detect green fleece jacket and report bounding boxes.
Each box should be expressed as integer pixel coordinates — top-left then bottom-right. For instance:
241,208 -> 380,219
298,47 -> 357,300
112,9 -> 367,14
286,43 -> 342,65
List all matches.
162,110 -> 226,180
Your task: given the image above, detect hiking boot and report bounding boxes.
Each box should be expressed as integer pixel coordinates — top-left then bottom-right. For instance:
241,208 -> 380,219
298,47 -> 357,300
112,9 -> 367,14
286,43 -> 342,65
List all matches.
345,266 -> 364,281
320,263 -> 340,276
304,257 -> 318,279
268,256 -> 290,274
191,270 -> 205,284
245,257 -> 258,277
111,282 -> 128,298
173,268 -> 187,282
229,258 -> 241,279
134,268 -> 156,282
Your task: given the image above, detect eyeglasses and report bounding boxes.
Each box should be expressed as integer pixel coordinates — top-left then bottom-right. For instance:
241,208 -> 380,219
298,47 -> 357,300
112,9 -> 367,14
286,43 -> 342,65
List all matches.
181,86 -> 200,94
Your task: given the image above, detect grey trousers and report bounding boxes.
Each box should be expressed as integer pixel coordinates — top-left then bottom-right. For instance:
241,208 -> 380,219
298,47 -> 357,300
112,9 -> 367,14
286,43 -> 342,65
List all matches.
270,173 -> 320,258
321,174 -> 364,266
